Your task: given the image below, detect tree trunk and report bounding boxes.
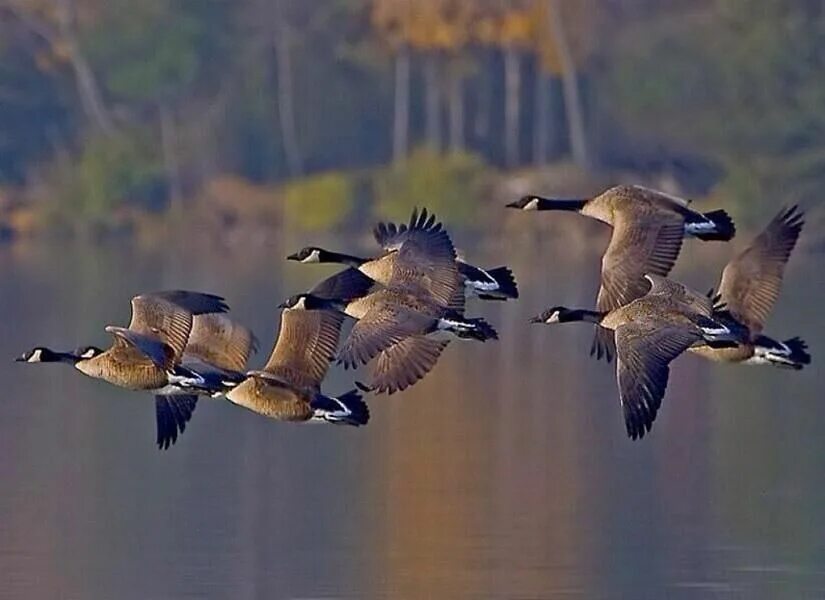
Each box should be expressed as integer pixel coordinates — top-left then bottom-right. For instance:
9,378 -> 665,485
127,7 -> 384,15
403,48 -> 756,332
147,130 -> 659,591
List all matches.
6,1 -> 115,134
159,103 -> 183,214
66,45 -> 116,135
273,0 -> 302,177
473,68 -> 491,149
392,46 -> 410,164
423,53 -> 441,152
447,67 -> 464,152
546,0 -> 589,168
533,68 -> 550,166
56,0 -> 115,134
503,46 -> 521,168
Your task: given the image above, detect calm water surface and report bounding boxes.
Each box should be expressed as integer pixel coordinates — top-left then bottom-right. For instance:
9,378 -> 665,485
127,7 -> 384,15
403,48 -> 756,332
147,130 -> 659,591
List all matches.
1,229 -> 823,599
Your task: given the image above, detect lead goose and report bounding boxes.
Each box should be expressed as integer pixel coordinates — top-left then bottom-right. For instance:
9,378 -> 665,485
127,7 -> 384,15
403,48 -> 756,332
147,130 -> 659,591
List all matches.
17,291 -> 230,448
509,184 -> 736,361
224,299 -> 368,426
288,208 -> 518,302
531,275 -> 738,440
690,205 -> 810,369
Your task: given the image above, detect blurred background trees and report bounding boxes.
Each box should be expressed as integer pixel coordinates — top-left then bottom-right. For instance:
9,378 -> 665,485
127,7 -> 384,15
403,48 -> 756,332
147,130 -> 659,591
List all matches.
0,0 -> 821,235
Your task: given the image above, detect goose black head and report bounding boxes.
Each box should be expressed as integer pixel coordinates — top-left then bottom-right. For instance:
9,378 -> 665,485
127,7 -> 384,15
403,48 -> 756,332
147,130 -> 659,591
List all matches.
530,306 -> 567,324
507,196 -> 544,210
287,246 -> 329,264
278,293 -> 339,311
532,307 -> 587,324
16,346 -> 78,363
530,307 -> 604,325
75,345 -> 104,360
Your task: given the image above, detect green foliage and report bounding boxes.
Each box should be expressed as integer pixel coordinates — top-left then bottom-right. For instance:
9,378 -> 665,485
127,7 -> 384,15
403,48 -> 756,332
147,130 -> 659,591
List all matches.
0,33 -> 72,183
4,0 -> 822,238
84,0 -> 225,104
54,130 -> 162,224
281,171 -> 357,231
373,150 -> 491,225
601,0 -> 825,214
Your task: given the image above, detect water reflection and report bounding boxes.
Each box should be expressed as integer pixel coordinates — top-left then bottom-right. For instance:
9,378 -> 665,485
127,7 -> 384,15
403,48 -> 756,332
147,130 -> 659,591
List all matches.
1,232 -> 823,599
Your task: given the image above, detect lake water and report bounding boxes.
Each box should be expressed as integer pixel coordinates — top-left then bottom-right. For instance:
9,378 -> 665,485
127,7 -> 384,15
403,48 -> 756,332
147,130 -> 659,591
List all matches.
1,225 -> 823,599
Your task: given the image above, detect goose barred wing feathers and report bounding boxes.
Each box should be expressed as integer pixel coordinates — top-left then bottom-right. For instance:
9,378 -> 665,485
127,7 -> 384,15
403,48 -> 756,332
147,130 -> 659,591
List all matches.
592,215 -> 685,361
263,309 -> 345,390
615,323 -> 701,440
127,291 -> 229,362
717,205 -> 804,335
373,208 -> 463,309
185,313 -> 258,372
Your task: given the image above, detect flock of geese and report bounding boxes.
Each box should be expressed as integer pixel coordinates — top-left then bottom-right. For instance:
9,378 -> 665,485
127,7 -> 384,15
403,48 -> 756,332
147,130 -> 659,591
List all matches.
17,185 -> 810,447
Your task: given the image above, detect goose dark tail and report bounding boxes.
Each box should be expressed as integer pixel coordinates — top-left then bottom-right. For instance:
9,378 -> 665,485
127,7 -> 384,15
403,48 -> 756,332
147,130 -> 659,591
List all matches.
754,335 -> 811,370
451,316 -> 499,341
479,267 -> 519,300
686,209 -> 736,241
311,389 -> 370,426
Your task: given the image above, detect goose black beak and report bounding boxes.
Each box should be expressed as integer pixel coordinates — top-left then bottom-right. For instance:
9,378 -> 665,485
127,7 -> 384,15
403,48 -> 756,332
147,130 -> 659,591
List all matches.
14,355 -> 26,362
286,252 -> 300,261
528,316 -> 543,324
506,200 -> 523,209
277,301 -> 288,309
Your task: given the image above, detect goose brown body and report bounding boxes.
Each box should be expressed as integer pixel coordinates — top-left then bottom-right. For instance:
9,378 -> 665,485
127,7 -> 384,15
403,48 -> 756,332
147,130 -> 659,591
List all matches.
226,376 -> 315,421
580,185 -> 693,223
224,305 -> 368,425
75,345 -> 169,390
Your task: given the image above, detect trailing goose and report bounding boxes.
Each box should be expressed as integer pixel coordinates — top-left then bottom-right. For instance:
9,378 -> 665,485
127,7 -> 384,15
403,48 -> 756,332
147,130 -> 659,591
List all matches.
690,205 -> 810,369
288,208 -> 518,302
508,184 -> 736,362
153,313 -> 258,449
17,290 -> 229,448
530,274 -> 738,440
224,298 -> 368,426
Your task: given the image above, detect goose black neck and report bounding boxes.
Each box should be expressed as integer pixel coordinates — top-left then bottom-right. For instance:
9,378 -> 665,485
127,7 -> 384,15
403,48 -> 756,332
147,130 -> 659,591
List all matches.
47,349 -> 83,364
569,309 -> 605,324
305,294 -> 347,312
535,198 -> 588,212
325,251 -> 367,268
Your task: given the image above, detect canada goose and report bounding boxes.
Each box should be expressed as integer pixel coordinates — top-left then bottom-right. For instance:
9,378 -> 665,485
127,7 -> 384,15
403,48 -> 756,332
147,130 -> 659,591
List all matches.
508,184 -> 736,241
224,298 -> 368,426
17,290 -> 229,448
289,245 -> 519,302
373,208 -> 518,300
531,274 -> 738,440
508,184 -> 736,361
281,284 -> 497,393
153,313 -> 258,449
287,211 -> 474,306
690,205 -> 810,369
282,266 -> 453,394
